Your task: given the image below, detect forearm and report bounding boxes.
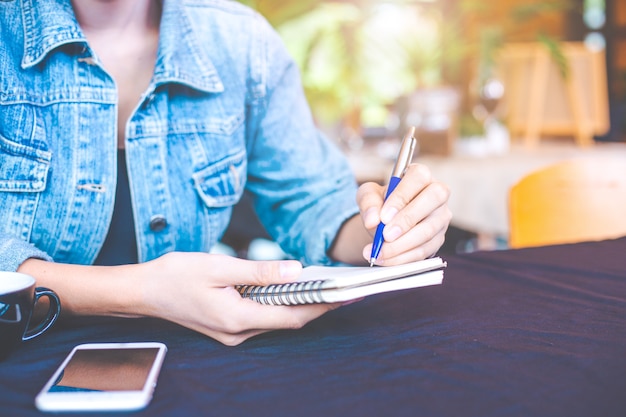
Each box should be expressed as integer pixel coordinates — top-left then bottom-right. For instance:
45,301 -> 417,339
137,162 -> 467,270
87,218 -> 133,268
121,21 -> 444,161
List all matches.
17,258 -> 148,319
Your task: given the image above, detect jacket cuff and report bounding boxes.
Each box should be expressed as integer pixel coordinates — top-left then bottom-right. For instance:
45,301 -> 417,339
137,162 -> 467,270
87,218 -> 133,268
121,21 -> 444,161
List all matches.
0,235 -> 53,272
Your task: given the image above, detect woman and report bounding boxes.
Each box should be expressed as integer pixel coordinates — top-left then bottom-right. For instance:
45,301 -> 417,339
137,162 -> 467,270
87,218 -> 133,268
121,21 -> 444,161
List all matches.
0,0 -> 451,345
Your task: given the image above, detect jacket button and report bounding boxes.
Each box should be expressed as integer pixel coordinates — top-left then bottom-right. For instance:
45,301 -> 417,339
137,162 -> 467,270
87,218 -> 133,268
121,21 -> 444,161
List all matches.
149,215 -> 167,232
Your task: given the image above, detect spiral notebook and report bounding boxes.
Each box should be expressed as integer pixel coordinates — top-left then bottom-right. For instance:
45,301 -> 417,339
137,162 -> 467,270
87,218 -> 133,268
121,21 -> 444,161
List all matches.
236,257 -> 446,305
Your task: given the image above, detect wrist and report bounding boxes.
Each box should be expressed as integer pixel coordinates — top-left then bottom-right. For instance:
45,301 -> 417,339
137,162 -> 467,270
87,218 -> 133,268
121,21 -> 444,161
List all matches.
329,215 -> 371,265
18,259 -> 148,319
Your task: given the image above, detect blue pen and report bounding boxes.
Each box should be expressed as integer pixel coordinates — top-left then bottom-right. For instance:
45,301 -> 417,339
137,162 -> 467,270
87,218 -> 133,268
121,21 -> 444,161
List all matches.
369,127 -> 417,266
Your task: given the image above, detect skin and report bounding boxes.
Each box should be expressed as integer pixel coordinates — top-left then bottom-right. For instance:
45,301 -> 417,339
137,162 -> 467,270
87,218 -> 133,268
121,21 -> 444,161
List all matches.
18,0 -> 451,346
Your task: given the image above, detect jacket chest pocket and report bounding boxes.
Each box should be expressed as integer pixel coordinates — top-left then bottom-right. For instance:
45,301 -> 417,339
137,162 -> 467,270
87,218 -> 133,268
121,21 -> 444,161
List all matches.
192,148 -> 246,208
0,135 -> 51,192
0,132 -> 51,240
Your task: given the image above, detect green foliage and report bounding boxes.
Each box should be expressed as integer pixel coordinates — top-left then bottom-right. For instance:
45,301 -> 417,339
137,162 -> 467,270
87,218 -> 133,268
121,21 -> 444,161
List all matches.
274,2 -> 431,126
236,0 -> 319,26
462,0 -> 574,83
236,0 -> 574,128
537,32 -> 569,78
510,0 -> 573,22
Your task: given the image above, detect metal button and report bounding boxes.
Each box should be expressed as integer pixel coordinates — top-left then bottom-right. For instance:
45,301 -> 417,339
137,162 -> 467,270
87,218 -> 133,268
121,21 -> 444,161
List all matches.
149,215 -> 167,232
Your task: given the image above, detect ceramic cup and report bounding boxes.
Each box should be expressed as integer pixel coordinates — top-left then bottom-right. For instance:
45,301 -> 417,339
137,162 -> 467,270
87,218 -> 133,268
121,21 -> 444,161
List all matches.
0,272 -> 61,361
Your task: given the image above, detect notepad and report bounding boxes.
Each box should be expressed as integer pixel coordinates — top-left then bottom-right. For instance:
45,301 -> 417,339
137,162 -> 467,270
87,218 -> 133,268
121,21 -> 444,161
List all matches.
236,257 -> 446,305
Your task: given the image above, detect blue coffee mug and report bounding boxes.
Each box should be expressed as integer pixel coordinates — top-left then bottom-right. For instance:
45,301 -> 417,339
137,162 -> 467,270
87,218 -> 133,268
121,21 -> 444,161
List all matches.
0,272 -> 61,360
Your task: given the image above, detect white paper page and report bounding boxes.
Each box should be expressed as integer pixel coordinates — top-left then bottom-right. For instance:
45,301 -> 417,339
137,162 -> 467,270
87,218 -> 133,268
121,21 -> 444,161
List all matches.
298,257 -> 446,289
318,269 -> 444,303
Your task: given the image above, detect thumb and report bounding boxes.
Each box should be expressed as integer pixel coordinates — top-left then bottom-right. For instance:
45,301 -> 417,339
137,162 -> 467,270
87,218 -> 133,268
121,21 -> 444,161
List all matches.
212,256 -> 303,286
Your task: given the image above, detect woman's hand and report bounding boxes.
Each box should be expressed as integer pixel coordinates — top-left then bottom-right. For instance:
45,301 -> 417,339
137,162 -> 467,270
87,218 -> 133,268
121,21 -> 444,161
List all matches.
331,162 -> 451,266
357,163 -> 451,265
138,252 -> 339,345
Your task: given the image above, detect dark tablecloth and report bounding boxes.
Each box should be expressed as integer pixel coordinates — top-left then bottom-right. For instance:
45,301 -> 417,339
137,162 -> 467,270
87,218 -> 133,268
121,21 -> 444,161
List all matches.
2,238 -> 625,417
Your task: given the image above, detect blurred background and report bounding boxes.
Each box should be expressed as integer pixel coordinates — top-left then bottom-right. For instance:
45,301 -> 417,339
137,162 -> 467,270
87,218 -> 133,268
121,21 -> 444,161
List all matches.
219,0 -> 626,260
235,0 -> 624,142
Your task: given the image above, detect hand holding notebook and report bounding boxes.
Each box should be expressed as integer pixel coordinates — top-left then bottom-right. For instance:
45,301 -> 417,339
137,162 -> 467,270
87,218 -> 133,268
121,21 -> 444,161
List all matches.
236,257 -> 446,305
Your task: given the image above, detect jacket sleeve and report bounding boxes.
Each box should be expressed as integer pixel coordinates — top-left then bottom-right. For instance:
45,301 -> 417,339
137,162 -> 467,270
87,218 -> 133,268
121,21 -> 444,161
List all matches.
243,14 -> 360,266
0,234 -> 53,272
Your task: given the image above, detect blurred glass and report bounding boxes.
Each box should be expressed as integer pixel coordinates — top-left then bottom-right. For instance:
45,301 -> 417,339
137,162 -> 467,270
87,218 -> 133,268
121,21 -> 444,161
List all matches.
405,87 -> 461,156
472,77 -> 505,124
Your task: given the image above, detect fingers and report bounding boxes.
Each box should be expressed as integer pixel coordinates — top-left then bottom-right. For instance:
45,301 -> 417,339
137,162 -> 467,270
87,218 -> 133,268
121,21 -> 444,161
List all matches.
236,299 -> 340,334
362,206 -> 449,265
152,253 -> 341,346
356,163 -> 452,264
201,287 -> 341,346
379,163 -> 438,223
166,252 -> 302,287
357,164 -> 446,229
382,178 -> 450,242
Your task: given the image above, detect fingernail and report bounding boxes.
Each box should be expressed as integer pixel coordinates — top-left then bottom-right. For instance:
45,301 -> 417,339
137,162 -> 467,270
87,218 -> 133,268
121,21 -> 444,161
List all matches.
384,225 -> 402,242
279,261 -> 302,279
380,207 -> 398,224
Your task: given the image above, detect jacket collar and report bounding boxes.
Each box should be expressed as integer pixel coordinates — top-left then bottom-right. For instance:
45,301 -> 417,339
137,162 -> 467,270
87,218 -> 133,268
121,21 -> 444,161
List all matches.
20,0 -> 86,68
154,0 -> 224,93
20,0 -> 224,94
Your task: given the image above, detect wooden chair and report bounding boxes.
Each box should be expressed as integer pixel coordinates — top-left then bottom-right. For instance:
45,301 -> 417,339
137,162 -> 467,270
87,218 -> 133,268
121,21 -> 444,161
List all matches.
508,158 -> 626,248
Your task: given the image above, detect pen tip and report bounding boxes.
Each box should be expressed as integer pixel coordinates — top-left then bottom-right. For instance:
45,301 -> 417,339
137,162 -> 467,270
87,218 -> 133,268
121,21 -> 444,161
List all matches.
369,259 -> 375,267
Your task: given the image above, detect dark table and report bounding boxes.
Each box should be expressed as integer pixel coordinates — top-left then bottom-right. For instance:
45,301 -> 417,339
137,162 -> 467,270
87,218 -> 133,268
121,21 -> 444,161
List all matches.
2,238 -> 626,417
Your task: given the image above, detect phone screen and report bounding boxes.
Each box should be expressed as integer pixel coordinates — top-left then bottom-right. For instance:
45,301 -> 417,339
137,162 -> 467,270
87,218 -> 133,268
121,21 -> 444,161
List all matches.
47,347 -> 160,392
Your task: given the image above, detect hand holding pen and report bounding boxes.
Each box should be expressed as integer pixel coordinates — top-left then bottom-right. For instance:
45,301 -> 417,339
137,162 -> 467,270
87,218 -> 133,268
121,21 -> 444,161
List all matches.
369,127 -> 417,266
329,126 -> 450,266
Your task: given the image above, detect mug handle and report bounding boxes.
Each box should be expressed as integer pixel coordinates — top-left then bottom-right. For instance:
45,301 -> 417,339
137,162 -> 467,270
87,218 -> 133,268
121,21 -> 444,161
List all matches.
22,287 -> 61,341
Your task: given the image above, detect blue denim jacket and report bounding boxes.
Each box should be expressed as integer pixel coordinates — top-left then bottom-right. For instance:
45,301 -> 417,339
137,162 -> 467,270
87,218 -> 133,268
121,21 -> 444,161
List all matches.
0,0 -> 359,271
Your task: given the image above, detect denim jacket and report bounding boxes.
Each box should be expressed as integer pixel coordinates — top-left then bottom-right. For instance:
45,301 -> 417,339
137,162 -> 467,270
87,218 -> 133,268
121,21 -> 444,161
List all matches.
0,0 -> 359,271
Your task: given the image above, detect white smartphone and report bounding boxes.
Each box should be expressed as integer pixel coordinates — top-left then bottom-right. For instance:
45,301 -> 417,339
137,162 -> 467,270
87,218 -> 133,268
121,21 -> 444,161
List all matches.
35,342 -> 167,412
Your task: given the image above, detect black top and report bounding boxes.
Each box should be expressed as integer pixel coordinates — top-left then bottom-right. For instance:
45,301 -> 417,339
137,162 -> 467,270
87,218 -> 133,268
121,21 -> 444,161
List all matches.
93,149 -> 138,266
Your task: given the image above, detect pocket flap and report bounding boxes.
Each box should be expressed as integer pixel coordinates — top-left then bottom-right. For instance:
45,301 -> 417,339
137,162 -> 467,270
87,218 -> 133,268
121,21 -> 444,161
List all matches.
0,135 -> 51,192
192,149 -> 246,208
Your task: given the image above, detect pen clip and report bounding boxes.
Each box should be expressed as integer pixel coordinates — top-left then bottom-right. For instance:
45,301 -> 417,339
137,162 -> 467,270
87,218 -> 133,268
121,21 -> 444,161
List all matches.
391,127 -> 417,178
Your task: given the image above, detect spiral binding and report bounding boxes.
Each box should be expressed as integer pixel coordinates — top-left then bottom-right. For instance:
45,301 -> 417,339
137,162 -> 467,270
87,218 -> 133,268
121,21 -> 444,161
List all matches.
235,280 -> 326,305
